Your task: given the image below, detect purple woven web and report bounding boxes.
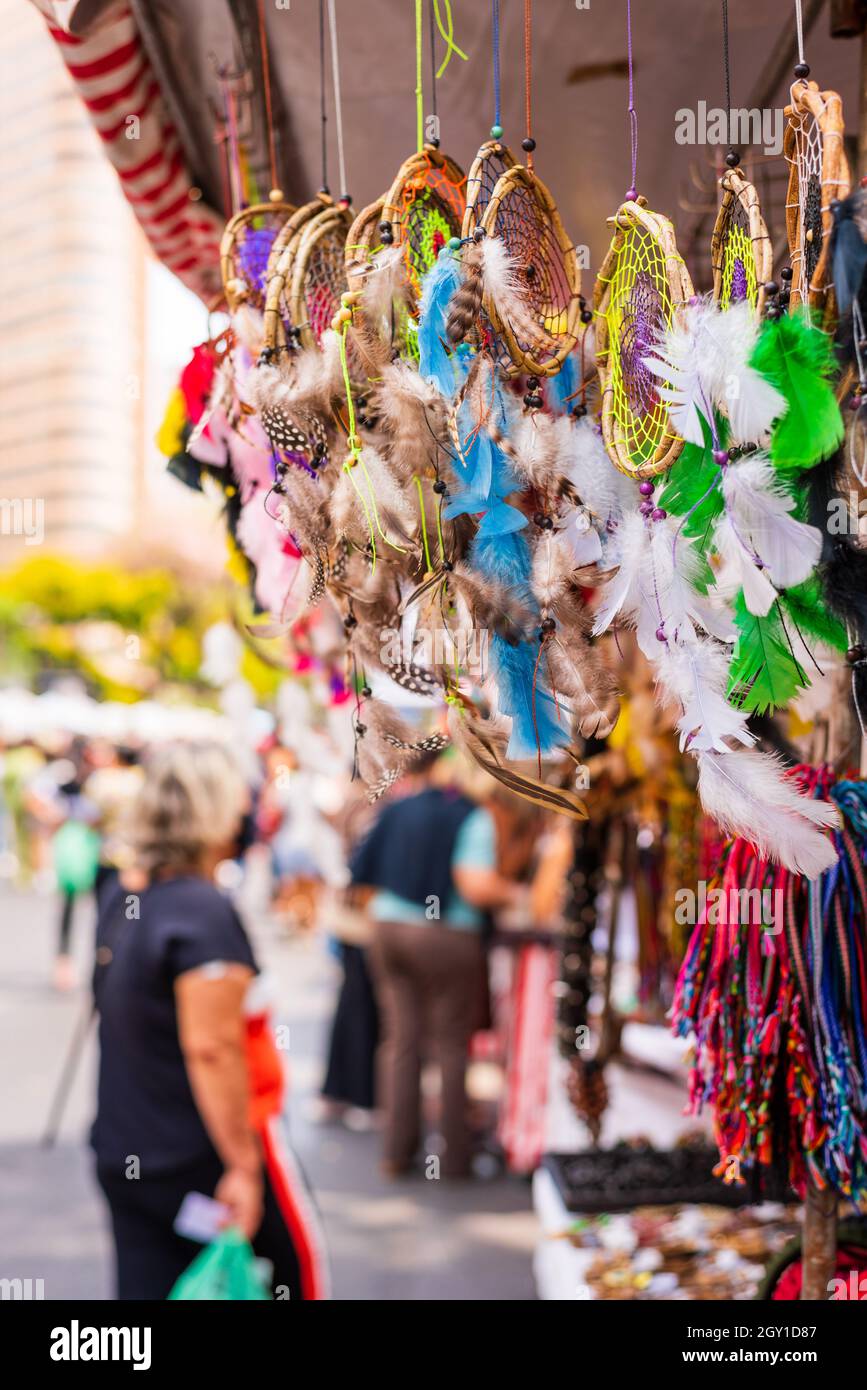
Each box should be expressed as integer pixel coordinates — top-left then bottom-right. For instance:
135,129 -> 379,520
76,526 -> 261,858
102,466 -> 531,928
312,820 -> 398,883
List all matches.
730,258 -> 748,302
619,270 -> 664,418
237,226 -> 278,301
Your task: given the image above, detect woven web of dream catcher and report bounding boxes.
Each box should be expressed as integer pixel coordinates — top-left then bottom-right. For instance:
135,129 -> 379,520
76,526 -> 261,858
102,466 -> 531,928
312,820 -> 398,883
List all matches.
391,156 -> 465,303
465,145 -> 513,232
790,114 -> 825,304
493,179 -> 574,371
605,227 -> 674,468
301,226 -> 348,347
719,200 -> 757,310
463,145 -> 516,373
230,211 -> 290,309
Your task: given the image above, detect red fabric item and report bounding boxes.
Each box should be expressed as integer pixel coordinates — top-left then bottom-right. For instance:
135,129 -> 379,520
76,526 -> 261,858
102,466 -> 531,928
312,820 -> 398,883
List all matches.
771,1245 -> 867,1300
30,1 -> 223,301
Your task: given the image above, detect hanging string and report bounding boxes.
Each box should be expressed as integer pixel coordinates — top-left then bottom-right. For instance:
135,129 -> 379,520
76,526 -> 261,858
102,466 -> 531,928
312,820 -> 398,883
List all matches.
326,0 -> 348,201
491,0 -> 502,134
794,0 -> 806,68
256,0 -> 281,197
432,1 -> 468,77
318,0 -> 329,192
722,0 -> 731,119
625,0 -> 638,199
523,0 -> 534,170
415,0 -> 424,152
428,0 -> 438,135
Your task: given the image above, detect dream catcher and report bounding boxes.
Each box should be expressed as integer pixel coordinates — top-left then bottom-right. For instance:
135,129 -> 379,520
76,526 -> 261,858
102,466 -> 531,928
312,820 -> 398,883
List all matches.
711,168 -> 772,316
470,0 -> 581,379
382,147 -> 466,321
594,199 -> 694,478
783,5 -> 850,317
710,6 -> 773,318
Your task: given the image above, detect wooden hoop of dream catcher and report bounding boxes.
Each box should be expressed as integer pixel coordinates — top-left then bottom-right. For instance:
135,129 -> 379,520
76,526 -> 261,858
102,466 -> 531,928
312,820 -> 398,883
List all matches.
289,202 -> 352,351
262,195 -> 336,360
345,198 -> 386,294
462,139 -> 517,238
711,168 -> 773,316
593,198 -> 695,479
220,199 -> 296,314
479,163 -> 581,378
783,80 -> 850,315
382,146 -> 467,315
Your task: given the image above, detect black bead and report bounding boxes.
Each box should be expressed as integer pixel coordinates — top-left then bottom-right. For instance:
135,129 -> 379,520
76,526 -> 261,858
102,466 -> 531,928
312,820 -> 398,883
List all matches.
847,645 -> 866,665
571,403 -> 587,419
581,309 -> 593,324
533,512 -> 546,527
526,376 -> 540,389
728,447 -> 738,461
794,62 -> 810,79
380,229 -> 394,245
522,137 -> 536,153
542,516 -> 554,530
764,280 -> 778,296
360,685 -> 372,698
344,613 -> 357,629
725,150 -> 741,169
780,266 -> 793,282
430,137 -> 441,148
540,616 -> 556,633
473,227 -> 486,242
433,479 -> 447,494
765,306 -> 780,320
442,560 -> 454,571
379,221 -> 392,235
355,723 -> 366,736
524,392 -> 543,409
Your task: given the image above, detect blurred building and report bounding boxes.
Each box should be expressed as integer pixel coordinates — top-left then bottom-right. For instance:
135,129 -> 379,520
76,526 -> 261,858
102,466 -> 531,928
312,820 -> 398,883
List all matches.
0,0 -> 222,571
0,0 -> 146,553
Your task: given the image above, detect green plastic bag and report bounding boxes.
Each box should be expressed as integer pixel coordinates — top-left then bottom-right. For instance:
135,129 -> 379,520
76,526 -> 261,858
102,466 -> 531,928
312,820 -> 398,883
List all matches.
52,820 -> 101,895
168,1229 -> 271,1301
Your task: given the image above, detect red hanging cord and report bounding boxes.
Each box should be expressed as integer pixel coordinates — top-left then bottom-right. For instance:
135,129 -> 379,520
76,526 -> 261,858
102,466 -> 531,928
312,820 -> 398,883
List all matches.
523,0 -> 534,170
256,0 -> 281,198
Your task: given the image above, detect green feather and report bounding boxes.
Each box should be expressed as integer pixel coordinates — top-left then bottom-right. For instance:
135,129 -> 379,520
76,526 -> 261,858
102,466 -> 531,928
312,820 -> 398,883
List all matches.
658,416 -> 725,552
779,575 -> 848,652
749,308 -> 843,471
728,594 -> 810,714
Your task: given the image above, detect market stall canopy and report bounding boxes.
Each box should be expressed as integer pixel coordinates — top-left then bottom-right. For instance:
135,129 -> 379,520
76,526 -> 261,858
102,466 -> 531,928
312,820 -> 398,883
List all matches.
30,0 -> 864,301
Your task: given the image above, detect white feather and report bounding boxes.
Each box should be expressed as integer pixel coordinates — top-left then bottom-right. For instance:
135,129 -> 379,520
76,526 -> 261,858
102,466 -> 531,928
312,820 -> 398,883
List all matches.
696,746 -> 839,879
713,515 -> 778,615
480,236 -> 556,352
591,511 -> 648,636
560,415 -> 640,543
710,301 -> 786,443
721,454 -> 822,591
656,638 -> 754,753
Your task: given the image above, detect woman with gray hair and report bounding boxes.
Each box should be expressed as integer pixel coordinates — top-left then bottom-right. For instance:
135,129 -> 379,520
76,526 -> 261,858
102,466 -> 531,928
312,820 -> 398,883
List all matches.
91,741 -> 328,1300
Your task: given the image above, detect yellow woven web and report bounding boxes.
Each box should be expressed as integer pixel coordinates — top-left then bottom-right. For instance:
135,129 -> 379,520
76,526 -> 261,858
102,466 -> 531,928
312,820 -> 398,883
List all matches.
600,222 -> 677,468
389,155 -> 466,306
719,217 -> 758,311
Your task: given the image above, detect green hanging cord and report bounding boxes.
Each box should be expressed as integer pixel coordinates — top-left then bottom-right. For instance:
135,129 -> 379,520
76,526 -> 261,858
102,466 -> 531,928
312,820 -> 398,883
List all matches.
415,0 -> 424,152
434,492 -> 447,563
336,297 -> 406,558
433,0 -> 468,78
414,475 -> 434,574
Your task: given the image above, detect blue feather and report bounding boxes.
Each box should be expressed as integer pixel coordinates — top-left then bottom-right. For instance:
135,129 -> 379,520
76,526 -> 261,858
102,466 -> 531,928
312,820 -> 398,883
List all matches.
417,250 -> 463,397
544,352 -> 578,416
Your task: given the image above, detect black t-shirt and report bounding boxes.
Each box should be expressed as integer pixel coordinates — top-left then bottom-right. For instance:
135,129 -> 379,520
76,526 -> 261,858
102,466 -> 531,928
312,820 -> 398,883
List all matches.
91,875 -> 258,1175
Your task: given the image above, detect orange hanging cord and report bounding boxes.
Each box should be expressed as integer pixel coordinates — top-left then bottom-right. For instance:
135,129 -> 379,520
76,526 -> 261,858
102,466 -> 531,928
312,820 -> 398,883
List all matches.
257,0 -> 282,199
523,0 -> 534,170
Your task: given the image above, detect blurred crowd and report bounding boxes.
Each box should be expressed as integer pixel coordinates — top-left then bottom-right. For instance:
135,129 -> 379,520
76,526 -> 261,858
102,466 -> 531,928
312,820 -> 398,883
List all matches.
0,731 -> 563,1299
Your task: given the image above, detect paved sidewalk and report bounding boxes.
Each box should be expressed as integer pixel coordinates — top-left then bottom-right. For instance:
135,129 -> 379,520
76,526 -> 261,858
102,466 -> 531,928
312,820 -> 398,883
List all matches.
0,881 -> 537,1301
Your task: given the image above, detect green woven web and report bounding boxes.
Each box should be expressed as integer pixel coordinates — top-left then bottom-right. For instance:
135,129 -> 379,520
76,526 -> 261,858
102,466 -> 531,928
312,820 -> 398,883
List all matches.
600,222 -> 677,468
403,192 -> 454,303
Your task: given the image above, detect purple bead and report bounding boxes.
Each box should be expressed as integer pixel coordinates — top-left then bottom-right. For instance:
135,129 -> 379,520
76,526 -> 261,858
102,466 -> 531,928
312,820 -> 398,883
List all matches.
712,449 -> 728,465
652,507 -> 667,521
626,186 -> 637,202
640,501 -> 653,517
639,480 -> 654,497
655,626 -> 667,642
852,395 -> 863,410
